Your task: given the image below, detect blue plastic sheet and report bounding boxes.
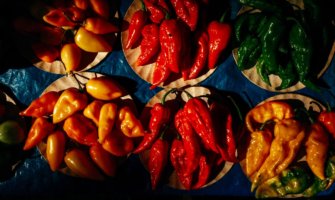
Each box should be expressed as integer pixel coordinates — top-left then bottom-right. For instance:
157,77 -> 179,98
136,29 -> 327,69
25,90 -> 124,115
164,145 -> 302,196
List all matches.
0,0 -> 335,199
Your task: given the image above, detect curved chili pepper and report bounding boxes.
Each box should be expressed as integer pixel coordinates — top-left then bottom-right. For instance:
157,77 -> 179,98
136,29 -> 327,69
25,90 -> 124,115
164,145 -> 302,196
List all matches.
207,15 -> 231,69
125,9 -> 148,49
137,23 -> 160,66
149,51 -> 171,90
143,0 -> 169,24
133,102 -> 170,154
188,30 -> 209,80
148,137 -> 169,189
170,0 -> 199,31
174,109 -> 200,176
192,154 -> 212,189
20,91 -> 60,118
23,117 -> 55,150
183,97 -> 219,153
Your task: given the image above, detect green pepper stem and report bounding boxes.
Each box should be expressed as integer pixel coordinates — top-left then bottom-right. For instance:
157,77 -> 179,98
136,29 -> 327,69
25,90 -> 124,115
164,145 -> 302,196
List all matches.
161,88 -> 177,105
182,89 -> 193,100
227,95 -> 243,122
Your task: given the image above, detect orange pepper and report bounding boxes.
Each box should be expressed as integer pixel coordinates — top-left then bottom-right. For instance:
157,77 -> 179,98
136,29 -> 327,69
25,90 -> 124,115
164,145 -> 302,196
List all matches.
84,17 -> 119,34
53,87 -> 88,124
46,130 -> 66,171
102,128 -> 134,157
63,113 -> 98,146
23,117 -> 55,150
98,103 -> 118,143
88,0 -> 110,19
20,91 -> 60,117
64,148 -> 104,180
43,8 -> 77,28
74,27 -> 113,52
85,76 -> 124,100
118,106 -> 145,138
31,42 -> 59,63
83,100 -> 104,126
89,143 -> 117,176
73,0 -> 89,10
60,43 -> 82,73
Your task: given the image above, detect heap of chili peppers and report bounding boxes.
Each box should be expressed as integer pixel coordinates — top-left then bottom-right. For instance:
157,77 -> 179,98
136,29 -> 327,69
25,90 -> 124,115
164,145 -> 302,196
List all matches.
133,87 -> 242,190
124,0 -> 232,89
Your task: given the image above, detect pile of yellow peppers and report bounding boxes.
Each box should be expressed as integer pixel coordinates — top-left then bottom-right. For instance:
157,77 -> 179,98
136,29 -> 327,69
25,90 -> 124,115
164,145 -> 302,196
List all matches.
19,76 -> 145,180
241,100 -> 334,198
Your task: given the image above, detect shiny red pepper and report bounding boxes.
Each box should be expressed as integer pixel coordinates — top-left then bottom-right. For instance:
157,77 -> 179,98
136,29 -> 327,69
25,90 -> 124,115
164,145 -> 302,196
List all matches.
184,97 -> 219,153
207,15 -> 231,69
148,137 -> 169,189
170,0 -> 199,31
318,107 -> 335,139
133,102 -> 170,153
143,0 -> 169,24
149,51 -> 171,90
188,30 -> 209,79
125,9 -> 148,49
192,154 -> 211,189
43,8 -> 77,28
137,23 -> 160,66
174,109 -> 200,176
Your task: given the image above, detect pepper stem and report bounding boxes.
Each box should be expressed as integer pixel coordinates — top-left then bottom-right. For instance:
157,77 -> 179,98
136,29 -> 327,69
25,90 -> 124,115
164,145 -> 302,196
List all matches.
71,73 -> 86,92
310,100 -> 326,112
182,89 -> 193,100
161,88 -> 177,105
227,95 -> 243,122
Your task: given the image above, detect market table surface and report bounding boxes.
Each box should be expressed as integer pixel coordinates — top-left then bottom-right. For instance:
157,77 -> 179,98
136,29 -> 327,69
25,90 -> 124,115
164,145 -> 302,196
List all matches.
0,0 -> 334,199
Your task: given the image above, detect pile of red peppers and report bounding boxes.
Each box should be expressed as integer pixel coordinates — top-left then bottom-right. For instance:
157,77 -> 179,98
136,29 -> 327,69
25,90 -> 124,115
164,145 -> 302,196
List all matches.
125,0 -> 232,89
134,88 -> 241,189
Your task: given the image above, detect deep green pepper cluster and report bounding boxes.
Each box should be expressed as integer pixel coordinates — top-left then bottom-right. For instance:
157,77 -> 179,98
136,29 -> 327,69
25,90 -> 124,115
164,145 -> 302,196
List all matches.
234,0 -> 334,91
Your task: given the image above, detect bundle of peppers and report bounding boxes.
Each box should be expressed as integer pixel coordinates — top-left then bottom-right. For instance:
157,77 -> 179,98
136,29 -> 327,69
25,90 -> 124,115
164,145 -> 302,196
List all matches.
234,0 -> 334,91
134,88 -> 242,190
242,98 -> 335,198
20,75 -> 145,180
124,0 -> 232,89
12,0 -> 120,73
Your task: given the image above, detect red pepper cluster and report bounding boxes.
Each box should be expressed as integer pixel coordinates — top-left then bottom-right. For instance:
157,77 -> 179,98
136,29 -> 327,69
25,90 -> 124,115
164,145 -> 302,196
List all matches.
125,0 -> 232,89
134,89 -> 240,190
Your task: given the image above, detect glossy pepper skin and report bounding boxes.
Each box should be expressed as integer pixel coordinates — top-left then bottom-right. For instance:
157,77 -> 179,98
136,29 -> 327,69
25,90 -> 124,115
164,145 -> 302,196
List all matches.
305,122 -> 329,180
46,130 -> 66,172
88,0 -> 110,19
137,23 -> 160,66
86,76 -> 124,101
148,137 -> 169,189
75,27 -> 113,52
207,17 -> 231,69
53,87 -> 88,124
143,0 -> 169,24
23,117 -> 55,150
192,154 -> 212,189
133,102 -> 170,153
170,0 -> 199,31
83,100 -> 104,126
125,9 -> 148,49
102,128 -> 134,157
64,148 -> 104,181
188,30 -> 209,79
98,103 -> 117,143
89,143 -> 117,177
43,8 -> 76,28
60,43 -> 82,73
150,48 -> 171,90
20,91 -> 60,118
237,36 -> 261,71
118,106 -> 145,138
63,113 -> 98,146
184,97 -> 219,153
84,17 -> 120,34
318,109 -> 335,139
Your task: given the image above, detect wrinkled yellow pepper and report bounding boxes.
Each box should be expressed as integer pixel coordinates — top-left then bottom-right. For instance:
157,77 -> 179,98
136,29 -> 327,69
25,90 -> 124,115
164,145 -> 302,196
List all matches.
83,100 -> 104,126
98,103 -> 118,143
251,119 -> 305,191
118,106 -> 145,137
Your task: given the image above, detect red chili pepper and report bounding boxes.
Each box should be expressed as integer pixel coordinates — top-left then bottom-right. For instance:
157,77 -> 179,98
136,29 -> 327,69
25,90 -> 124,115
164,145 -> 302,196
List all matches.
137,23 -> 160,66
192,154 -> 212,189
174,109 -> 200,176
125,9 -> 148,49
148,137 -> 169,189
159,19 -> 187,73
170,0 -> 199,31
207,15 -> 231,69
150,51 -> 171,90
170,137 -> 192,190
318,107 -> 335,139
188,30 -> 209,79
143,0 -> 169,24
184,97 -> 219,153
133,102 -> 171,153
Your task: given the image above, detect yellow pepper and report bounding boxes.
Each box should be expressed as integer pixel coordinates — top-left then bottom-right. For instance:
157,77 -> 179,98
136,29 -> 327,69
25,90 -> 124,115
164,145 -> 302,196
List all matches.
86,76 -> 124,101
98,103 -> 117,143
118,106 -> 145,138
245,100 -> 294,132
53,87 -> 88,124
305,122 -> 329,180
251,119 -> 305,191
246,129 -> 273,178
46,130 -> 66,172
83,100 -> 104,126
74,27 -> 113,52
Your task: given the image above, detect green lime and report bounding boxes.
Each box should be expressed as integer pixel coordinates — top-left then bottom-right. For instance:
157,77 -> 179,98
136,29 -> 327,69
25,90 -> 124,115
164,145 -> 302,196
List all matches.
0,120 -> 25,145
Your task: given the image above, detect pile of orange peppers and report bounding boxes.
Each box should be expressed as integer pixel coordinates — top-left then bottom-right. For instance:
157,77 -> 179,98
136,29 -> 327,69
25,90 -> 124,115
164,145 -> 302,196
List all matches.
20,76 -> 145,180
12,0 -> 119,73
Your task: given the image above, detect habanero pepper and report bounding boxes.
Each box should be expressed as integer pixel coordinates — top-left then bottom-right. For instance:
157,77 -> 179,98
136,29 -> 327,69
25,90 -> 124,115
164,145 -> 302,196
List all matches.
23,117 -> 55,150
73,0 -> 89,10
133,102 -> 171,154
60,43 -> 82,73
83,17 -> 120,34
88,0 -> 110,19
19,91 -> 60,118
318,106 -> 335,139
63,113 -> 98,146
46,130 -> 66,172
183,97 -> 219,153
42,8 -> 76,28
125,9 -> 148,49
118,106 -> 145,138
83,100 -> 104,126
137,23 -> 160,67
148,136 -> 169,190
102,128 -> 134,157
89,143 -> 117,177
149,51 -> 171,90
86,76 -> 124,101
98,103 -> 118,143
207,14 -> 232,69
31,42 -> 60,63
143,0 -> 169,24
53,87 -> 88,124
170,0 -> 199,31
74,27 -> 113,52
